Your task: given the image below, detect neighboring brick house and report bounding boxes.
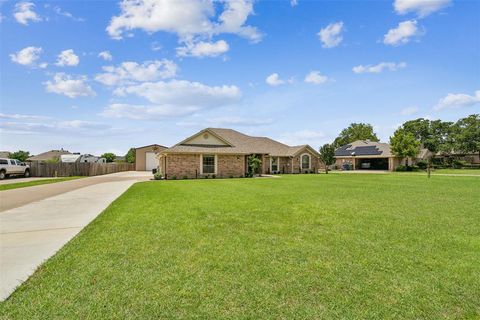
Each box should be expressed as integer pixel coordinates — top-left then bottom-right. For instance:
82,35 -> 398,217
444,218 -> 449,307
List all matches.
158,128 -> 321,179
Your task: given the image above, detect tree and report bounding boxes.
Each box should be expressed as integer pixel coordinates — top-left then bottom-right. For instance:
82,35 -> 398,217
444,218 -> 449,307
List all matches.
247,155 -> 262,177
10,150 -> 30,162
389,129 -> 420,168
125,148 -> 136,164
101,153 -> 116,163
318,144 -> 335,174
401,118 -> 451,178
454,114 -> 480,157
334,123 -> 379,147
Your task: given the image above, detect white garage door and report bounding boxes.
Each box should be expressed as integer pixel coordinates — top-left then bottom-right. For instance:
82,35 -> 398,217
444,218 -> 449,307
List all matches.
145,152 -> 157,171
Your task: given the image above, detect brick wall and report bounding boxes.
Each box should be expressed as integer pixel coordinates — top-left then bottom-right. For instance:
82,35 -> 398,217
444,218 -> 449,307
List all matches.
165,154 -> 200,179
293,149 -> 322,173
217,155 -> 244,178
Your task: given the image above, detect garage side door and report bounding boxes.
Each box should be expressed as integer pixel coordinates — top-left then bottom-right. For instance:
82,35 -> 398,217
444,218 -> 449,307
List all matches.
145,152 -> 157,171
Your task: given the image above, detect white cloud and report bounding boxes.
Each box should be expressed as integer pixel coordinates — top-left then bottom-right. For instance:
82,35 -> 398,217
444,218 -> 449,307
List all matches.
206,116 -> 273,126
113,80 -> 241,108
95,60 -> 177,86
265,73 -> 286,86
55,49 -> 80,66
434,90 -> 480,111
304,71 -> 328,84
383,20 -> 420,46
10,46 -> 45,67
290,0 -> 298,7
318,21 -> 344,48
101,103 -> 199,120
278,129 -> 325,147
98,51 -> 113,61
44,73 -> 96,98
1,120 -> 110,135
106,0 -> 262,43
0,113 -> 50,121
352,62 -> 407,74
177,40 -> 229,57
399,106 -> 418,116
394,0 -> 451,17
53,6 -> 84,22
14,2 -> 41,25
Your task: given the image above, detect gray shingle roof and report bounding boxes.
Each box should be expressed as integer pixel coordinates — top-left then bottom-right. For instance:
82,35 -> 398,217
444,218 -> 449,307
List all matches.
162,128 -> 319,157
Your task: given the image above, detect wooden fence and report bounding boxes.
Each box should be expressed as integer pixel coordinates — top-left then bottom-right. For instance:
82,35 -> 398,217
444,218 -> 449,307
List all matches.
29,162 -> 135,177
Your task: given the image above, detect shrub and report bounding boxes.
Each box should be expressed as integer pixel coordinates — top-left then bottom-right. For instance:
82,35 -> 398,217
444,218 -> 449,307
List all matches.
452,159 -> 469,169
416,160 -> 428,169
153,172 -> 162,180
183,176 -> 188,180
229,175 -> 234,178
204,175 -> 209,179
171,176 -> 177,180
395,165 -> 407,172
212,174 -> 216,179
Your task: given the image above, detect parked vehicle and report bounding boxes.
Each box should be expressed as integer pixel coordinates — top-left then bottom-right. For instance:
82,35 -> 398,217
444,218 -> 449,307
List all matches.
0,158 -> 30,179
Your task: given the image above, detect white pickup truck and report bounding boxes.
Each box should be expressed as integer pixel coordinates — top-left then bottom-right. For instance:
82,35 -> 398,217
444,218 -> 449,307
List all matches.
0,158 -> 30,179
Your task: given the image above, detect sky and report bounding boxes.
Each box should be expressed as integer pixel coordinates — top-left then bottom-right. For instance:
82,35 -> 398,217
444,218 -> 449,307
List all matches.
0,0 -> 479,156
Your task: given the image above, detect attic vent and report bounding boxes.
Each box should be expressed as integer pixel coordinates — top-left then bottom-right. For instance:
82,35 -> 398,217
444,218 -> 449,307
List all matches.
203,133 -> 209,139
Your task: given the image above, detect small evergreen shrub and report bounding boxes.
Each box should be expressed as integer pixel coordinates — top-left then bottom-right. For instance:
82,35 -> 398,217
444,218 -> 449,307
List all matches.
416,160 -> 428,169
395,165 -> 407,172
171,176 -> 177,180
153,172 -> 162,180
183,176 -> 188,180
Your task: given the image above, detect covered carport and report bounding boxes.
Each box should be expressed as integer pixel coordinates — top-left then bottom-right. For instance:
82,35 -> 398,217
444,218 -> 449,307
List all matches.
334,140 -> 401,171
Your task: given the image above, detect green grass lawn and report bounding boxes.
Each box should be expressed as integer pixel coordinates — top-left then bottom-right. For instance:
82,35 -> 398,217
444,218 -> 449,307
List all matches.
0,177 -> 83,191
432,168 -> 480,175
1,174 -> 479,319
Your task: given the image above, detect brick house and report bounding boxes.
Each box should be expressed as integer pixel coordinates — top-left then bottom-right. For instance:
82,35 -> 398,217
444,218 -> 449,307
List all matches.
158,128 -> 321,179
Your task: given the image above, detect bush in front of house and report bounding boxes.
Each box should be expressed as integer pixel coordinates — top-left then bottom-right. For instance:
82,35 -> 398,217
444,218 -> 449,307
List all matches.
153,172 -> 162,180
416,160 -> 428,169
171,176 -> 177,180
395,165 -> 407,172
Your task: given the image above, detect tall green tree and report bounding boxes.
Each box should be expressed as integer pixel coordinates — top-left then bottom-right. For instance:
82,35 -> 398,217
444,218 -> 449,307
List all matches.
401,118 -> 451,177
125,148 -> 136,164
319,144 -> 335,174
247,155 -> 262,177
454,114 -> 480,157
10,150 -> 30,162
389,129 -> 420,167
334,123 -> 379,147
101,153 -> 116,163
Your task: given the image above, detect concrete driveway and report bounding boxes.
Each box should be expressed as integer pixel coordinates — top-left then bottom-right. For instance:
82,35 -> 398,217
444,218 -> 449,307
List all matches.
0,171 -> 152,301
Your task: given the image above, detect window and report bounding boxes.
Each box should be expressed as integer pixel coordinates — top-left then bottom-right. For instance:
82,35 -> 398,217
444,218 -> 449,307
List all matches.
271,157 -> 279,172
15,160 -> 22,165
202,155 -> 215,174
301,154 -> 310,169
9,160 -> 16,165
0,159 -> 8,165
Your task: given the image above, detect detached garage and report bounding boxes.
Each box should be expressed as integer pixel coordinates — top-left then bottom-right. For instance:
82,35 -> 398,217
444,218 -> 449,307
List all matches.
135,144 -> 167,171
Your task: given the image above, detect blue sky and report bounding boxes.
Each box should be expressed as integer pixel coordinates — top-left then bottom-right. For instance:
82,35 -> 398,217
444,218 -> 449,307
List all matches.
1,0 -> 479,155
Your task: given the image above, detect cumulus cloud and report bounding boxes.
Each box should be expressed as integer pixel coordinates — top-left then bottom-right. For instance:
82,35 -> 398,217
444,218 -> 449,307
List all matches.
106,0 -> 262,43
394,0 -> 451,17
265,73 -> 286,86
304,71 -> 328,84
434,90 -> 480,111
352,62 -> 407,73
95,60 -> 177,86
13,2 -> 41,25
290,0 -> 298,7
55,49 -> 80,66
113,80 -> 241,109
44,73 -> 96,98
383,20 -> 421,46
10,46 -> 46,68
177,40 -> 229,57
399,106 -> 418,116
101,103 -> 199,120
318,21 -> 344,48
98,51 -> 113,61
